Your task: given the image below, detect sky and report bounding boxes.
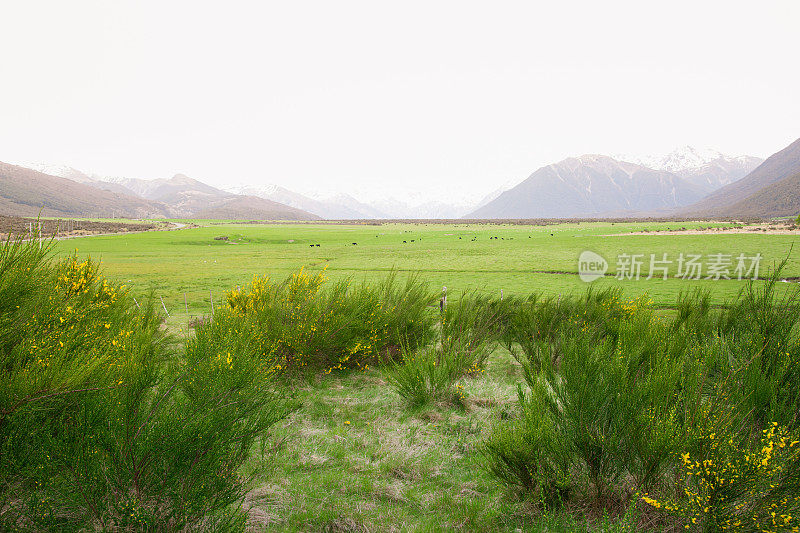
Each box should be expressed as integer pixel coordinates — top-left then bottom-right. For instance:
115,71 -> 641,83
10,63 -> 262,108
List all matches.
1,0 -> 798,203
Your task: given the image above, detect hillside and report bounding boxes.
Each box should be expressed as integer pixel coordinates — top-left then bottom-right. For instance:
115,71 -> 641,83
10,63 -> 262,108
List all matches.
682,137 -> 800,216
191,195 -> 322,220
466,155 -> 707,219
723,172 -> 800,218
0,162 -> 169,218
103,174 -> 231,217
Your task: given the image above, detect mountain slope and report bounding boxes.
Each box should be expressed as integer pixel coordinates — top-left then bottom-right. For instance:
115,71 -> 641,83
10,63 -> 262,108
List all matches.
682,137 -> 800,216
104,175 -> 229,216
191,195 -> 322,220
466,155 -> 707,219
0,162 -> 169,218
722,172 -> 800,218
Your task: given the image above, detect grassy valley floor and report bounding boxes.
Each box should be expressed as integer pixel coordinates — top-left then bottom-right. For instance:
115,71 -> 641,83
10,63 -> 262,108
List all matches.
241,348 -> 645,532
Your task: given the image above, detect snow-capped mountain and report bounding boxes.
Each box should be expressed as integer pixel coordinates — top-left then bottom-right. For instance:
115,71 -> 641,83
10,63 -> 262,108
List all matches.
616,147 -> 763,192
13,162 -> 95,183
466,154 -> 708,219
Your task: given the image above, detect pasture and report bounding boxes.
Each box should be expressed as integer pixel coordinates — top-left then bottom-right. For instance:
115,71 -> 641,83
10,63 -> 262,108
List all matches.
54,220 -> 800,327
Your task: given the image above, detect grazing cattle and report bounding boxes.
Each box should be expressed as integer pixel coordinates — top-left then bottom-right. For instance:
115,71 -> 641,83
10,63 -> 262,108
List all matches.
316,244 -> 320,247
309,244 -> 314,247
411,239 -> 415,242
352,242 -> 358,245
403,240 -> 407,243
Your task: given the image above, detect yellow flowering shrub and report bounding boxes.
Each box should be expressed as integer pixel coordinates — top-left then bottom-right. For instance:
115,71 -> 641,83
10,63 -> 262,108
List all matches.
223,269 -> 436,374
643,422 -> 800,532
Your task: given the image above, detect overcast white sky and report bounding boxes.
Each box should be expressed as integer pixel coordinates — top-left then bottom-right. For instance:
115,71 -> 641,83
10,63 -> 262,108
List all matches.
1,0 -> 798,202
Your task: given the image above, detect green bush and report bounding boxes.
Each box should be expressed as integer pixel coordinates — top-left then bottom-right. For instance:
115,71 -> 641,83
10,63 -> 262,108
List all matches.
488,289 -> 695,504
486,265 -> 800,529
224,269 -> 437,374
439,292 -> 505,374
482,385 -> 571,507
385,344 -> 467,408
386,293 -> 504,407
0,236 -> 292,530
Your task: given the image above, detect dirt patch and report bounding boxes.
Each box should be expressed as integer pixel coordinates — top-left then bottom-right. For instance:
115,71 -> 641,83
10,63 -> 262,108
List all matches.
0,215 -> 166,240
605,222 -> 800,237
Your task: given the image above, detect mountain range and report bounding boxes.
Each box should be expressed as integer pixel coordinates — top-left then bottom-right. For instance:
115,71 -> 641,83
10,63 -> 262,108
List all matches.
466,147 -> 764,219
3,140 -> 798,220
0,164 -> 319,220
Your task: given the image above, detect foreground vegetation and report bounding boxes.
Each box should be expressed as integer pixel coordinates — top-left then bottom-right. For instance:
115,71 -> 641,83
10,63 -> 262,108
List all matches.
3,230 -> 800,531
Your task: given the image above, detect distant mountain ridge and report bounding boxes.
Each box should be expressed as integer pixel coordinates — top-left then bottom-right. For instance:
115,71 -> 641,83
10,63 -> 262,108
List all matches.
0,162 -> 170,218
465,155 -> 709,219
0,164 -> 320,220
227,185 -> 387,219
7,142 -> 778,220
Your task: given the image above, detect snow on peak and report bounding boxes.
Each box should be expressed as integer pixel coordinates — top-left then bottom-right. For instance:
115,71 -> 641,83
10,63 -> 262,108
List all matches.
615,146 -> 739,173
225,183 -> 280,196
657,146 -> 725,172
12,161 -> 93,182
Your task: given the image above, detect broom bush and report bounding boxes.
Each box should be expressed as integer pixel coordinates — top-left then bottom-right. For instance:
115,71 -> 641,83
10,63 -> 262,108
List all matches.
0,236 -> 292,531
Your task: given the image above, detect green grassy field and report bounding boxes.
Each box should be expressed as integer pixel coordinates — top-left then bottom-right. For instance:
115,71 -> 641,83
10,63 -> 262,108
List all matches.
54,220 -> 800,328
8,220 -> 800,531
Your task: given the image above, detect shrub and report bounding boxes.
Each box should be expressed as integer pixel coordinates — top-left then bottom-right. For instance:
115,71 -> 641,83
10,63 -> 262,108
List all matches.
224,269 -> 437,374
483,263 -> 800,525
482,385 -> 572,507
487,289 -> 691,506
439,292 -> 505,374
643,418 -> 800,532
386,293 -> 504,407
0,236 -> 292,530
385,344 -> 467,408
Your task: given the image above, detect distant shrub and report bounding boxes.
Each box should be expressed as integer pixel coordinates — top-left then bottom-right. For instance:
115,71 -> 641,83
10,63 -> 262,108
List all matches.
0,236 -> 292,531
